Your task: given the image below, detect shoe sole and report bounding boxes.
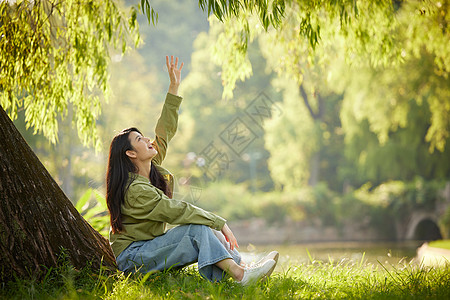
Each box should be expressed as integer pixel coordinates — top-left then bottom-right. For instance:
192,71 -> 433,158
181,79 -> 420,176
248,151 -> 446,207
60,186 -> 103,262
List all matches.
261,257 -> 278,283
272,252 -> 279,265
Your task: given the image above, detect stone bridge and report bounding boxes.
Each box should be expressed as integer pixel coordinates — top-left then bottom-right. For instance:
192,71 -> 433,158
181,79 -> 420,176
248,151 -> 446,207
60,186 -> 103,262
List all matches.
396,182 -> 450,240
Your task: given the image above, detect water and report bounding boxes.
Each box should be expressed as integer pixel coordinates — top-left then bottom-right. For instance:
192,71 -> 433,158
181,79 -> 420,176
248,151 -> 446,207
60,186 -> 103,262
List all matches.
240,241 -> 425,271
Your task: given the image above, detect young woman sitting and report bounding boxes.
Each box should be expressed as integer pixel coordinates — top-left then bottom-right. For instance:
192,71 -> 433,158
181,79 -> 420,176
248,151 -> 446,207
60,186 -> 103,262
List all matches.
106,56 -> 278,285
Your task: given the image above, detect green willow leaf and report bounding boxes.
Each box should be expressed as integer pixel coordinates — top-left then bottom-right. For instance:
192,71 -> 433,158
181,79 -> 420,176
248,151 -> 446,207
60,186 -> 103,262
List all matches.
0,0 -> 140,150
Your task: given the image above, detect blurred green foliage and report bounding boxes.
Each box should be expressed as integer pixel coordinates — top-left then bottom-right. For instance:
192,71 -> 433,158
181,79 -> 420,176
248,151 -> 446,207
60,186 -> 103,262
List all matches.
5,0 -> 450,240
189,178 -> 448,239
76,189 -> 110,237
214,0 -> 450,153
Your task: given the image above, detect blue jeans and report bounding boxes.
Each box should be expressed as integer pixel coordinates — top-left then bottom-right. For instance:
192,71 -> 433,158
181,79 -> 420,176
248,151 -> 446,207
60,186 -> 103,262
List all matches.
115,224 -> 242,282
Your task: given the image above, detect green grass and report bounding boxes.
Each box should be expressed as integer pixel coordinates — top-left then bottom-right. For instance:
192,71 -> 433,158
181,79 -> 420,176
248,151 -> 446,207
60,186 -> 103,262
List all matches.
1,259 -> 450,300
429,240 -> 450,250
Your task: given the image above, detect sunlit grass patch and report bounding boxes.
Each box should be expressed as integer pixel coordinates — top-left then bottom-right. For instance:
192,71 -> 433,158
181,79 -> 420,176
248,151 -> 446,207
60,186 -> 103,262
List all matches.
429,240 -> 450,250
267,260 -> 450,299
1,258 -> 450,299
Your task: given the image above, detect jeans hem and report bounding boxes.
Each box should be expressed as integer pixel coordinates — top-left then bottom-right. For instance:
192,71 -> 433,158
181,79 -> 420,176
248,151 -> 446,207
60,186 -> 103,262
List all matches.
198,254 -> 232,270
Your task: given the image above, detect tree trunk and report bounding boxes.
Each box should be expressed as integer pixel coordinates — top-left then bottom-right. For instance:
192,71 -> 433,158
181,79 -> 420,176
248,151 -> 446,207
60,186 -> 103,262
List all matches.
0,105 -> 116,281
299,84 -> 323,187
308,152 -> 320,187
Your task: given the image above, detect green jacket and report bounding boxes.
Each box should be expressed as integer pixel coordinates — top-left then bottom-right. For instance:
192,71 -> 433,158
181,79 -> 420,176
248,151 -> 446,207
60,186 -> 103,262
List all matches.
109,93 -> 226,257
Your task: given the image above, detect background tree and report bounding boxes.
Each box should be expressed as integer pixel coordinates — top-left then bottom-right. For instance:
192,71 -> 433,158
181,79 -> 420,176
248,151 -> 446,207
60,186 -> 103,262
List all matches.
212,0 -> 449,189
340,51 -> 450,186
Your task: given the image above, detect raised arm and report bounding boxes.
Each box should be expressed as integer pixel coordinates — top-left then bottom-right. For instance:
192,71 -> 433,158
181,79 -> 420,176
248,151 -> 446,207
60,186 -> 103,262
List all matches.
151,56 -> 184,165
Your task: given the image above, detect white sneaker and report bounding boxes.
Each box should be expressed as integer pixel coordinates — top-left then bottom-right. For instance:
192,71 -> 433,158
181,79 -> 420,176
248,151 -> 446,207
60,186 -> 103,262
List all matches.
254,251 -> 279,278
238,259 -> 276,286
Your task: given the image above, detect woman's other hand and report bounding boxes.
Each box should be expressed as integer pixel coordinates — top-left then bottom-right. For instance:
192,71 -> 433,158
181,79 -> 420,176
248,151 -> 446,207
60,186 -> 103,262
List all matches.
166,55 -> 184,95
221,223 -> 239,250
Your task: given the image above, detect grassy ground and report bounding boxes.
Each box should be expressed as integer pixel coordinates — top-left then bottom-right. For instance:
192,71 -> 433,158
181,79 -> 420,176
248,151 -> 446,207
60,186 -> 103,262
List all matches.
1,258 -> 450,300
429,239 -> 450,250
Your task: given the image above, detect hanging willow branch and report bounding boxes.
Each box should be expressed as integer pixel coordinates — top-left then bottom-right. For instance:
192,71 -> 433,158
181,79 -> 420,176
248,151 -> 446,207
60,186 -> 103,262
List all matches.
0,0 -> 140,150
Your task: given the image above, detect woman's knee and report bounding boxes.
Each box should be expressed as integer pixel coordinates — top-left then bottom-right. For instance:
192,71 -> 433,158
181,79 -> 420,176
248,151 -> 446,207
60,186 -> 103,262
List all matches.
186,224 -> 212,237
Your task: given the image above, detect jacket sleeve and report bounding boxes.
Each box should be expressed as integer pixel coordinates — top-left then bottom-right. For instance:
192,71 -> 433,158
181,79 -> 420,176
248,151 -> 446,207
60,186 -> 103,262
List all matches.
151,93 -> 183,165
129,184 -> 226,231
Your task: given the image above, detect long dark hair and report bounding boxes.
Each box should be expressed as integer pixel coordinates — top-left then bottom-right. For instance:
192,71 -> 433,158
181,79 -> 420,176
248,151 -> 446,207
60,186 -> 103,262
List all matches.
106,127 -> 171,233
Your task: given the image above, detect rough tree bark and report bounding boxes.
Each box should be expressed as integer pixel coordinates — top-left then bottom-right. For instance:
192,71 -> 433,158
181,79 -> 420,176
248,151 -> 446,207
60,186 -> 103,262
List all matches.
0,105 -> 116,281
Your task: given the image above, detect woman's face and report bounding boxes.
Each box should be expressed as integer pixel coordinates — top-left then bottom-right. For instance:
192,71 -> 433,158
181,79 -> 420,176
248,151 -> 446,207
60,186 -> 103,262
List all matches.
127,131 -> 158,161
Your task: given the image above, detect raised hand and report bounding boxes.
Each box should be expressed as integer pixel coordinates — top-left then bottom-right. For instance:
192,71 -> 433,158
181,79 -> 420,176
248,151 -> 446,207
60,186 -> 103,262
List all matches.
166,55 -> 184,95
